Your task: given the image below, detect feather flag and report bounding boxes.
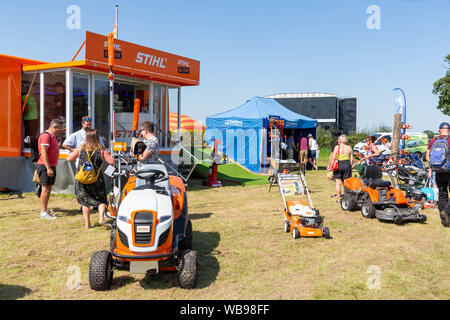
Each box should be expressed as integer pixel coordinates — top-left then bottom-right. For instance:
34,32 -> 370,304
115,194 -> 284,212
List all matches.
112,5 -> 118,39
393,88 -> 407,150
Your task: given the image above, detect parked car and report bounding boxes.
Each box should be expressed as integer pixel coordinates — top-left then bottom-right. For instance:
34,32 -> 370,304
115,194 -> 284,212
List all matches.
353,132 -> 428,159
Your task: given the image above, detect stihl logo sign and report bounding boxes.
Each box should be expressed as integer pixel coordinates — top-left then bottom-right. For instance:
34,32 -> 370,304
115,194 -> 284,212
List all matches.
136,52 -> 167,69
103,41 -> 122,51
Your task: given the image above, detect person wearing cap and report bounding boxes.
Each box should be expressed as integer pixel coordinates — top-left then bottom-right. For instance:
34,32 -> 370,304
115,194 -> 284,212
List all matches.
426,122 -> 450,227
62,116 -> 104,153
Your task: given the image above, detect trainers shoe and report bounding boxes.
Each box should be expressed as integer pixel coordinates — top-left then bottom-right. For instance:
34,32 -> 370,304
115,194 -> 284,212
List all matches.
40,211 -> 57,220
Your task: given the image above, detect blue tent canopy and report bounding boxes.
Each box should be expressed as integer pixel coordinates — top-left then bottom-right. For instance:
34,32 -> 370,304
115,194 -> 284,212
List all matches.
206,96 -> 318,129
205,97 -> 318,173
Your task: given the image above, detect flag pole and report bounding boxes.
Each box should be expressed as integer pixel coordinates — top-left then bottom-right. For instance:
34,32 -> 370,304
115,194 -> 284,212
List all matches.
108,5 -> 118,149
115,5 -> 118,39
108,32 -> 115,149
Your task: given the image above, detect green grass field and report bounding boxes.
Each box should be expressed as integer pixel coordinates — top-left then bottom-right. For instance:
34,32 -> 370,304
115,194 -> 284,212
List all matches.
0,156 -> 448,300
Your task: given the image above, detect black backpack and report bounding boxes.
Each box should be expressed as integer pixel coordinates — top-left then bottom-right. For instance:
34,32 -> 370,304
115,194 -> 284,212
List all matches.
25,132 -> 51,162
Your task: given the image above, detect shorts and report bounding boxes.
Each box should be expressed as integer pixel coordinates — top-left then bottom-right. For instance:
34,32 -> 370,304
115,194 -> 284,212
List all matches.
299,150 -> 308,163
309,150 -> 317,159
333,161 -> 352,180
36,164 -> 57,186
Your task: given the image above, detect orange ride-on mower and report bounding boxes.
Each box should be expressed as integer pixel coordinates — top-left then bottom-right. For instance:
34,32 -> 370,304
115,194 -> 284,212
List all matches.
89,155 -> 197,291
276,172 -> 331,239
340,164 -> 427,224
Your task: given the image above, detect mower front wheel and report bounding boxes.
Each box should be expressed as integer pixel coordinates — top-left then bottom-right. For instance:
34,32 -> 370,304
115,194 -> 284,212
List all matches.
178,250 -> 197,289
292,227 -> 300,239
322,227 -> 331,239
341,196 -> 356,211
284,221 -> 290,233
89,250 -> 113,291
361,201 -> 376,219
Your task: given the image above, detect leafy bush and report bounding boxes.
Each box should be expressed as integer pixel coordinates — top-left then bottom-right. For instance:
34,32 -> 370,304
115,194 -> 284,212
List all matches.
316,123 -> 393,151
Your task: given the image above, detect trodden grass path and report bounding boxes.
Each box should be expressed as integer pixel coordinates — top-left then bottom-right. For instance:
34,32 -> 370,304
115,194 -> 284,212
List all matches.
0,163 -> 448,299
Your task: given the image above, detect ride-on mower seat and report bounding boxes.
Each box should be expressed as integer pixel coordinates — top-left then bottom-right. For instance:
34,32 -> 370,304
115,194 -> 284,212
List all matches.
363,165 -> 391,188
367,179 -> 391,188
136,164 -> 170,190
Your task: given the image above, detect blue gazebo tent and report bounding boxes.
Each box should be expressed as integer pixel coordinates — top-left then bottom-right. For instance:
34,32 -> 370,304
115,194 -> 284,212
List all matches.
206,97 -> 317,173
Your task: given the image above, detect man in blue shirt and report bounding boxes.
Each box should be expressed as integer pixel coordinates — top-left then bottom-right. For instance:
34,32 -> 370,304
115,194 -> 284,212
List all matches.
62,116 -> 104,152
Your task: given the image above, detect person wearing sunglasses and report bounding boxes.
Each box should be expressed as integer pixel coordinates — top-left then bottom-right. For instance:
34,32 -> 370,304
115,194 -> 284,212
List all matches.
62,116 -> 104,154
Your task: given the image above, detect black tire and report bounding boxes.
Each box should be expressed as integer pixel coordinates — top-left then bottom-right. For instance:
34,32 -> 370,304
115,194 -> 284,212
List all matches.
292,227 -> 300,239
393,215 -> 403,225
341,196 -> 356,211
322,227 -> 331,239
284,221 -> 290,233
89,250 -> 113,291
178,250 -> 197,289
268,174 -> 278,184
179,220 -> 193,250
361,200 -> 376,219
419,214 -> 427,223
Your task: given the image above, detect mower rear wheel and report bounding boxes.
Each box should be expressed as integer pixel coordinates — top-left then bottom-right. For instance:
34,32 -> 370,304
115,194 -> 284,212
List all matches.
361,201 -> 376,219
322,227 -> 331,239
419,214 -> 427,223
179,220 -> 193,250
178,250 -> 197,289
89,250 -> 113,291
292,227 -> 300,239
284,221 -> 290,233
341,196 -> 356,211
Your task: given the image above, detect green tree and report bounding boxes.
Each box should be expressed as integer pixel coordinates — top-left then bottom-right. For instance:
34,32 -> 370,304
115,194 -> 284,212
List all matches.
423,130 -> 435,139
432,54 -> 450,116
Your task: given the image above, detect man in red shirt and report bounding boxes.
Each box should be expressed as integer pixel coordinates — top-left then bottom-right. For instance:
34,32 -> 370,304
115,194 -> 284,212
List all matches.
36,119 -> 63,220
426,122 -> 450,227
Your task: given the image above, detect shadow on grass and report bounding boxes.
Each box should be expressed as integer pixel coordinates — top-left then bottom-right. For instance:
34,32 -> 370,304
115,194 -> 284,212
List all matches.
111,276 -> 137,290
52,207 -> 82,216
52,207 -> 99,217
0,211 -> 36,219
0,284 -> 32,300
377,219 -> 428,227
189,213 -> 213,220
139,231 -> 221,290
0,193 -> 24,201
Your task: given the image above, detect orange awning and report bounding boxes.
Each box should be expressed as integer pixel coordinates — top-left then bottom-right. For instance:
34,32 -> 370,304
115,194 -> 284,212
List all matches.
169,113 -> 205,131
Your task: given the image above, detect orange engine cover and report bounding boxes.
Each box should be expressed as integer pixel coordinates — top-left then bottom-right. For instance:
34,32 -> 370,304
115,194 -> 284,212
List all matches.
344,177 -> 363,191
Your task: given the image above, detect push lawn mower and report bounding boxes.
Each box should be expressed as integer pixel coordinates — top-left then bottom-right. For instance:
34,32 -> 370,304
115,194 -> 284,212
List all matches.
89,146 -> 197,291
341,164 -> 427,224
275,171 -> 330,239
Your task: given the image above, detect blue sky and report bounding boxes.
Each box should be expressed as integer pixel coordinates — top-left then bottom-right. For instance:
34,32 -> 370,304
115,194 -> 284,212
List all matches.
0,0 -> 449,132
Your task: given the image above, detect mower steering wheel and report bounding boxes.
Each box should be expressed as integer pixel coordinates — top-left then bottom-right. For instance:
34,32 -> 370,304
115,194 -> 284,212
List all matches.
135,169 -> 168,184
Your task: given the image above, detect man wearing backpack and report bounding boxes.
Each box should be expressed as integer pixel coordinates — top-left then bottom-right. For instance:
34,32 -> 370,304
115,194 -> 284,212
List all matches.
426,122 -> 450,227
36,119 -> 63,220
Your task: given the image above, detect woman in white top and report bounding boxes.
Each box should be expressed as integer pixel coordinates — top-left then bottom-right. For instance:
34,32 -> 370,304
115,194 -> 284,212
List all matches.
308,134 -> 319,170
